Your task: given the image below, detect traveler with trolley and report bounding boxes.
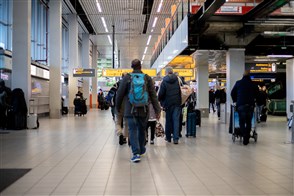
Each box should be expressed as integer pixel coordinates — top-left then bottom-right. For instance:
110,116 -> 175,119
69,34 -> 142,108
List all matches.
231,70 -> 259,145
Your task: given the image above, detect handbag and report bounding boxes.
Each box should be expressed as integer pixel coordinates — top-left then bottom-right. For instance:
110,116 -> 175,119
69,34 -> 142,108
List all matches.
155,121 -> 165,137
178,77 -> 192,105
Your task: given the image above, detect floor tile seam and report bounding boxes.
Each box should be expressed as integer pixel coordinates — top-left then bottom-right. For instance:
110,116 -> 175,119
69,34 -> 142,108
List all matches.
171,144 -> 232,195
23,127 -> 107,195
102,141 -> 120,196
153,144 -> 197,196
145,153 -> 160,196
77,129 -> 115,195
188,144 -> 270,194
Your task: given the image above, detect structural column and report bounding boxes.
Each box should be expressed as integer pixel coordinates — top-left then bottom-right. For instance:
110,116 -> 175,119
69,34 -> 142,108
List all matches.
226,48 -> 245,121
68,14 -> 79,111
92,45 -> 98,108
48,0 -> 62,118
82,33 -> 90,107
196,51 -> 209,117
12,0 -> 31,105
286,59 -> 294,119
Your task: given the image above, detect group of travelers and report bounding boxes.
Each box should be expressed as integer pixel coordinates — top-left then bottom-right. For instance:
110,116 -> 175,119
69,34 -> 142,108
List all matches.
105,59 -> 192,163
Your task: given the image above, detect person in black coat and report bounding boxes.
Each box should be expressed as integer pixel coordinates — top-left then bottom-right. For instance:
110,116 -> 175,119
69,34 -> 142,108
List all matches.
158,67 -> 182,144
231,70 -> 259,145
256,86 -> 268,122
0,79 -> 11,129
209,89 -> 216,113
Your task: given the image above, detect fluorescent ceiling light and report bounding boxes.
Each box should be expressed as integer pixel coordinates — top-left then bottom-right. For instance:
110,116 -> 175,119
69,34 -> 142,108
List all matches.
173,50 -> 178,54
157,0 -> 163,13
141,61 -> 144,64
144,47 -> 148,54
95,0 -> 102,12
107,35 -> 112,45
101,17 -> 106,27
151,29 -> 154,32
167,56 -> 172,60
142,54 -> 145,61
267,55 -> 293,58
152,17 -> 158,28
146,35 -> 152,46
254,59 -> 278,62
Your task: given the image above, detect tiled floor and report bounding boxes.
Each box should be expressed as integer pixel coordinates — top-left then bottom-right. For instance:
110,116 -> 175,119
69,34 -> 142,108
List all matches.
0,109 -> 293,196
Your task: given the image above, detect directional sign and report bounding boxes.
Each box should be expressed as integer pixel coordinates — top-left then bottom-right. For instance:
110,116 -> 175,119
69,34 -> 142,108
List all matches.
73,68 -> 96,77
161,69 -> 194,77
102,69 -> 157,77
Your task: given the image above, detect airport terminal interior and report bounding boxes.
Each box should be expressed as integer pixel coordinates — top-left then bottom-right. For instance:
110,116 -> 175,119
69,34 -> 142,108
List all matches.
1,0 -> 294,195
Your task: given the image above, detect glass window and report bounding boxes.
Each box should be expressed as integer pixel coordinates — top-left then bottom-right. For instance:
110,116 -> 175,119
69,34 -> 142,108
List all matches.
0,0 -> 12,51
31,0 -> 48,64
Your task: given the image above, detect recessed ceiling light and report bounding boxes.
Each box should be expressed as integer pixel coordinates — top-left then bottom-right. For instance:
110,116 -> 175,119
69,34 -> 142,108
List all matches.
126,8 -> 134,11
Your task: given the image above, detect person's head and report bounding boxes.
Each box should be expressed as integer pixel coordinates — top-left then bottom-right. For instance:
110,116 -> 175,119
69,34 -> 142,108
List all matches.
121,72 -> 128,78
131,59 -> 142,70
243,70 -> 251,77
165,67 -> 173,75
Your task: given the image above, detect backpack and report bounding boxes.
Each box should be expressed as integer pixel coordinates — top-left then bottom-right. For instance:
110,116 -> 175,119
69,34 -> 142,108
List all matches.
128,73 -> 148,107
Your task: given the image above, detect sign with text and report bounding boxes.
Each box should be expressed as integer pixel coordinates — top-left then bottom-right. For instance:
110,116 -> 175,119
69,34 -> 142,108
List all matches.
246,63 -> 275,73
102,69 -> 157,77
161,69 -> 194,77
73,68 -> 96,77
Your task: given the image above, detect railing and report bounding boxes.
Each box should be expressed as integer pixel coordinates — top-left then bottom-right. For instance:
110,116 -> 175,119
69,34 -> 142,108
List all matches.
150,0 -> 191,67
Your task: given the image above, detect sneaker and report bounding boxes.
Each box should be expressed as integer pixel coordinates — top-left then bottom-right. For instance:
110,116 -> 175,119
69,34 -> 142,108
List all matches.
150,140 -> 154,144
165,137 -> 171,143
130,154 -> 141,162
119,135 -> 124,145
173,140 -> 178,144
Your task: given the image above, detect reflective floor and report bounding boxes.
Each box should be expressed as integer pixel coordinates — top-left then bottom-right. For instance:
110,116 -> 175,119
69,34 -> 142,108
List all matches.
0,109 -> 293,196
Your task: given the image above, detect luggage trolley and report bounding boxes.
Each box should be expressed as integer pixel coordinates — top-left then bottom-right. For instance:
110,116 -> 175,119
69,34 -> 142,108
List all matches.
231,104 -> 258,143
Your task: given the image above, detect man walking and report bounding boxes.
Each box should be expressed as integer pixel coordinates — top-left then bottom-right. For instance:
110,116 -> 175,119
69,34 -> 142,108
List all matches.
231,70 -> 258,145
116,59 -> 161,162
158,67 -> 181,144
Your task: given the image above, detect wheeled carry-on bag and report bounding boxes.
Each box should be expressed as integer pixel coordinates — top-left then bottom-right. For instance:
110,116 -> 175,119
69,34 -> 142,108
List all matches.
27,99 -> 39,129
186,112 -> 196,137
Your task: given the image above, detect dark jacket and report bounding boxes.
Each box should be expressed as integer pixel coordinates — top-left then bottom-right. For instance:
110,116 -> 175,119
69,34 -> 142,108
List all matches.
158,73 -> 181,109
231,75 -> 259,107
209,90 -> 215,103
256,90 -> 267,106
115,70 -> 161,118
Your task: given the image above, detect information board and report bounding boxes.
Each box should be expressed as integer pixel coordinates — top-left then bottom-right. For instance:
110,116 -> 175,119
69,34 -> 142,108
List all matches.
73,68 -> 96,77
161,69 -> 194,77
102,69 -> 157,77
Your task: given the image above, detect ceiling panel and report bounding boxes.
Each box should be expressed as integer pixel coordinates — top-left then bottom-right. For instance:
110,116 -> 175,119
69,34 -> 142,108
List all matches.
80,0 -> 179,68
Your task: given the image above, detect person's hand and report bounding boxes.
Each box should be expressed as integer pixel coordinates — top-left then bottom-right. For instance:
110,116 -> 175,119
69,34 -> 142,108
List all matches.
156,113 -> 161,120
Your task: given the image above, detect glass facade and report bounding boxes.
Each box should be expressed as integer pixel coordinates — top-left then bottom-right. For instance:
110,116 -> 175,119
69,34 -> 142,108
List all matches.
31,0 -> 48,64
0,0 -> 12,51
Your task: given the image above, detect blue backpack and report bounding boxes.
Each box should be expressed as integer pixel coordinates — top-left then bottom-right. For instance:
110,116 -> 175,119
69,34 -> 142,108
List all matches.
128,73 -> 148,107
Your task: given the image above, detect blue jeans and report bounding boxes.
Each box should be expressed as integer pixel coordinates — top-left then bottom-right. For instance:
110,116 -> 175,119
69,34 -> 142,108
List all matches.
165,105 -> 181,142
127,116 -> 147,155
237,105 -> 254,143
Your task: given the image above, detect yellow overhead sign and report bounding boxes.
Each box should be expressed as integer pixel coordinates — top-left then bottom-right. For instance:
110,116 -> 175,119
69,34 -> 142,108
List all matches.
102,69 -> 157,77
161,69 -> 194,77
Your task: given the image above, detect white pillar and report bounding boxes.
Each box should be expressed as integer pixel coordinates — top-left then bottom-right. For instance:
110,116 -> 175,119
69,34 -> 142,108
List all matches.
226,48 -> 245,121
92,45 -> 98,108
48,0 -> 62,119
286,59 -> 294,119
82,33 -> 90,107
196,51 -> 209,117
12,0 -> 31,105
68,14 -> 79,111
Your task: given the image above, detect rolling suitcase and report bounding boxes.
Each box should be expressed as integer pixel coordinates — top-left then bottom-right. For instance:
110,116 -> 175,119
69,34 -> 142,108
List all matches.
186,112 -> 196,137
27,99 -> 39,129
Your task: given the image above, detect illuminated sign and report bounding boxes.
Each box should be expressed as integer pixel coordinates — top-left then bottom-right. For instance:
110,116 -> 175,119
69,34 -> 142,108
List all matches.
73,68 -> 96,77
246,63 -> 275,73
102,69 -> 157,77
161,69 -> 194,77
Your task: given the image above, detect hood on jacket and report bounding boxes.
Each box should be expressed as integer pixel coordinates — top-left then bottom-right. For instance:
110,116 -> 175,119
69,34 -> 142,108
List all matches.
163,74 -> 178,84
